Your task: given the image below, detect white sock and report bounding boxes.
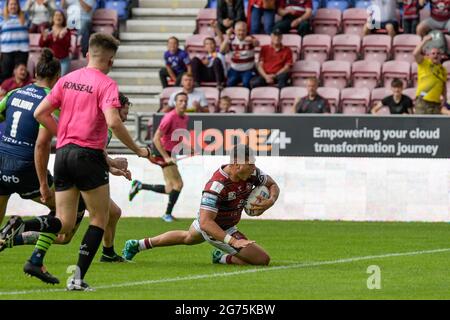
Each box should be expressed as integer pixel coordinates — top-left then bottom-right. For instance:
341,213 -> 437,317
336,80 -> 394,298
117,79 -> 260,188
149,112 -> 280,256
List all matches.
219,254 -> 229,264
138,239 -> 152,251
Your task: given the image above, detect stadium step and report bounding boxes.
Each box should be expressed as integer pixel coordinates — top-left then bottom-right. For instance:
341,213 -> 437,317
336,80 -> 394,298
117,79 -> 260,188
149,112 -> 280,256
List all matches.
120,32 -> 192,43
118,85 -> 163,95
138,0 -> 206,9
109,71 -> 160,86
131,8 -> 199,19
116,45 -> 167,60
127,97 -> 160,113
113,59 -> 164,69
126,20 -> 196,33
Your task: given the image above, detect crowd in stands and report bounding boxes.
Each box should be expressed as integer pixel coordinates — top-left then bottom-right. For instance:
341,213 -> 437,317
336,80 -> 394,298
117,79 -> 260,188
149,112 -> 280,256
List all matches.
0,0 -> 125,100
161,0 -> 449,114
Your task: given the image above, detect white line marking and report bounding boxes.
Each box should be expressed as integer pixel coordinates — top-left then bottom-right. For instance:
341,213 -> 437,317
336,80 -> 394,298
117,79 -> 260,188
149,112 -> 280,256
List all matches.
1,247 -> 449,296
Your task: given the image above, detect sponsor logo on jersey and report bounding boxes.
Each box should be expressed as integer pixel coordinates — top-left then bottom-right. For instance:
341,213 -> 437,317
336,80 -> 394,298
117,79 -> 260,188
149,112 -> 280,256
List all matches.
62,81 -> 94,94
201,192 -> 218,207
210,181 -> 224,193
0,171 -> 20,184
228,191 -> 236,200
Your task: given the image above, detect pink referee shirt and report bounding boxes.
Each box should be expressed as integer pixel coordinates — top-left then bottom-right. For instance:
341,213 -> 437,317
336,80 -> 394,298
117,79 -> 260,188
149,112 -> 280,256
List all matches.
158,109 -> 189,152
46,67 -> 121,150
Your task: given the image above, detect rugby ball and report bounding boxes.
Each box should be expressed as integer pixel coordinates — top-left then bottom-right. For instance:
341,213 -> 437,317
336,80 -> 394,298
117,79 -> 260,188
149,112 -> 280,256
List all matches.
244,185 -> 270,216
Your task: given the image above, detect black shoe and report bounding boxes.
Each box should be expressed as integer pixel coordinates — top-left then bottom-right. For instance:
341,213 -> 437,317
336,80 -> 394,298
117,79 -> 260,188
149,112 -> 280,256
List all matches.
23,260 -> 60,284
0,216 -> 24,252
100,253 -> 126,263
66,278 -> 94,291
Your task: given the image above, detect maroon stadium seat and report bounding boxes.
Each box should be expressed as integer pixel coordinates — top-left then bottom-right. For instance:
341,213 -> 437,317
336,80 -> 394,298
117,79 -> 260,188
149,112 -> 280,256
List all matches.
279,86 -> 307,113
352,60 -> 381,90
403,87 -> 417,106
341,87 -> 370,114
392,34 -> 421,63
443,61 -> 450,87
250,87 -> 279,113
382,60 -> 411,88
410,62 -> 418,87
159,87 -> 181,110
185,34 -> 213,58
291,60 -> 321,87
302,34 -> 331,64
199,87 -> 220,113
253,34 -> 271,62
332,34 -> 361,63
321,60 -> 351,90
281,34 -> 302,61
342,8 -> 368,35
362,34 -> 392,64
220,87 -> 250,113
196,8 -> 217,35
313,8 -> 342,37
370,87 -> 391,109
317,87 -> 340,113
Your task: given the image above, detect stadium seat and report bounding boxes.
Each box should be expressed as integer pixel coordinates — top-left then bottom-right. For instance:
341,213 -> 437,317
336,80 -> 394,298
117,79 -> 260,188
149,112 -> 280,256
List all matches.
382,61 -> 411,88
341,87 -> 371,114
362,35 -> 392,64
332,34 -> 361,63
342,8 -> 368,35
352,60 -> 381,90
326,0 -> 350,11
279,86 -> 307,113
250,87 -> 279,113
199,87 -> 220,113
185,34 -> 211,58
104,0 -> 129,20
302,34 -> 331,64
444,61 -> 450,87
28,33 -> 41,63
291,60 -> 321,87
196,8 -> 217,35
392,34 -> 421,63
403,87 -> 417,103
282,34 -> 302,61
312,8 -> 342,37
69,59 -> 88,72
253,34 -> 271,62
370,87 -> 391,109
220,87 -> 250,113
159,87 -> 181,111
410,62 -> 418,87
317,87 -> 340,113
354,0 -> 371,8
92,9 -> 118,35
321,60 -> 351,90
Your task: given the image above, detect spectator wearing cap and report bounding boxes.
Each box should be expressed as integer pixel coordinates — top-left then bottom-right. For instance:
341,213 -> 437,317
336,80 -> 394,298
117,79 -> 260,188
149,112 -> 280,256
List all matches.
413,34 -> 447,114
272,0 -> 312,37
416,0 -> 450,37
250,29 -> 292,89
293,77 -> 330,113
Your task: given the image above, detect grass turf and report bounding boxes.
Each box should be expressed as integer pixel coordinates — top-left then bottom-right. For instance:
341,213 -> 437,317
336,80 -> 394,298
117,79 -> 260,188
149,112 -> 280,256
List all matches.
0,217 -> 449,300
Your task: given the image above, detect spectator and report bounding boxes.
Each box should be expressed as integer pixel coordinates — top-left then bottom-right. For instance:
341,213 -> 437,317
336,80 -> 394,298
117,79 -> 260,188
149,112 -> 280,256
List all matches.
0,0 -> 30,84
191,37 -> 226,89
39,10 -> 71,76
247,0 -> 277,35
216,0 -> 246,36
293,77 -> 330,113
363,0 -> 398,37
167,73 -> 209,113
0,63 -> 33,99
218,96 -> 236,113
62,0 -> 95,57
272,0 -> 312,37
413,35 -> 447,114
220,21 -> 258,88
24,0 -> 57,33
402,0 -> 422,34
416,0 -> 450,37
371,78 -> 414,114
250,29 -> 292,89
159,37 -> 192,89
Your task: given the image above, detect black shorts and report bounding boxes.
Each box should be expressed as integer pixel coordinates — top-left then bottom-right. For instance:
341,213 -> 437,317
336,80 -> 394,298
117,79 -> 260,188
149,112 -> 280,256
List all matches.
371,20 -> 399,34
54,144 -> 109,192
0,153 -> 53,199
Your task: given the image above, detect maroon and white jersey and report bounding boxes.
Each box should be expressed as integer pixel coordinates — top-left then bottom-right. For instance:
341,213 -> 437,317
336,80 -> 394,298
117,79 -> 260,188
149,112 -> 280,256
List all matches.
199,165 -> 268,230
229,36 -> 256,72
279,0 -> 312,17
430,0 -> 450,21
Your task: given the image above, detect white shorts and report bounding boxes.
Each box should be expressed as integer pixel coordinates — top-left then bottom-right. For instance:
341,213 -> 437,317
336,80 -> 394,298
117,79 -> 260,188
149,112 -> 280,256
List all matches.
423,17 -> 450,32
192,219 -> 239,255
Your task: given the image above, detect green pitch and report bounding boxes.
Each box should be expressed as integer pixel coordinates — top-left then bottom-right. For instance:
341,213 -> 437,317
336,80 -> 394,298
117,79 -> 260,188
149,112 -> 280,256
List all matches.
0,218 -> 449,300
